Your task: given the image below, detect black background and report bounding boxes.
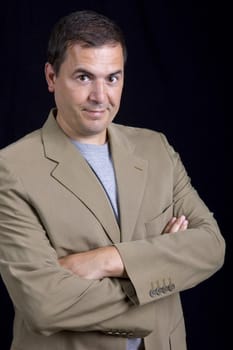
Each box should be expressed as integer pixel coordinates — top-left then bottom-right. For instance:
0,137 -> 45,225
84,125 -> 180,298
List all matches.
0,1 -> 229,349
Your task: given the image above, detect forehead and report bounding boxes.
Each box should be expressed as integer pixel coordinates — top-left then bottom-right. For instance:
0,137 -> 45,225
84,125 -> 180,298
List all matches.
64,43 -> 124,74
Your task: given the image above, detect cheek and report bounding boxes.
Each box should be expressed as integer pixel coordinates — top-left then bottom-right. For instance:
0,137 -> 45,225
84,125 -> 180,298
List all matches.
58,84 -> 88,105
110,88 -> 123,106
69,85 -> 90,104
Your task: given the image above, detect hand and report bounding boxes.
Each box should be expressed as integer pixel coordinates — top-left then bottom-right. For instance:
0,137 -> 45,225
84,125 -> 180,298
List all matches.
163,215 -> 188,234
59,246 -> 125,280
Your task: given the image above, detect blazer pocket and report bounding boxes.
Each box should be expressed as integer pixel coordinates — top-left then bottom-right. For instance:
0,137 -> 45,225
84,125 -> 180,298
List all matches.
145,203 -> 173,236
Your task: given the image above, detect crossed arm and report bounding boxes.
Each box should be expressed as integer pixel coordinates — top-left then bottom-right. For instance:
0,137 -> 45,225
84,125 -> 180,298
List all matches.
59,215 -> 188,280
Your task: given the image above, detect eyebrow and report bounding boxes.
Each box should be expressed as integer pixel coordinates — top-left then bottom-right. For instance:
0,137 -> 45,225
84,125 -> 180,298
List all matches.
72,68 -> 123,78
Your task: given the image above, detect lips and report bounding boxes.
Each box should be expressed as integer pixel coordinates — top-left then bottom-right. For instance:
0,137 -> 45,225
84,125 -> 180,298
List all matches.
83,109 -> 106,119
86,109 -> 105,113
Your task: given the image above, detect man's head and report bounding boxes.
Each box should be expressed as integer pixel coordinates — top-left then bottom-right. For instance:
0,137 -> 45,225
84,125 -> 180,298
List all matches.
45,11 -> 126,144
47,10 -> 127,76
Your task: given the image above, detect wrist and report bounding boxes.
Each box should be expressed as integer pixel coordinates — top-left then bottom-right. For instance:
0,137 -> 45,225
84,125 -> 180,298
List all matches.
102,246 -> 125,277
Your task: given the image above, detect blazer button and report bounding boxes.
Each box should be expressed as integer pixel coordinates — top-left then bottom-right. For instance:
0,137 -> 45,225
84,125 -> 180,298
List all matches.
158,287 -> 164,295
149,288 -> 158,297
168,283 -> 175,292
161,286 -> 167,293
127,332 -> 134,337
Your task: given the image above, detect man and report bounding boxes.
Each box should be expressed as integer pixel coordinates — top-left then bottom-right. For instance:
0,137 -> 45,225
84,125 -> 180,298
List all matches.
0,10 -> 225,350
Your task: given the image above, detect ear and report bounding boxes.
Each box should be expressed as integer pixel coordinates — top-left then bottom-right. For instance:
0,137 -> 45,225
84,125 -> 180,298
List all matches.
45,63 -> 56,92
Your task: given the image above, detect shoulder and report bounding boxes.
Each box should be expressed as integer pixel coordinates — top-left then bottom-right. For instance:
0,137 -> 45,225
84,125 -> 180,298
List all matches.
110,122 -> 160,138
109,122 -> 174,158
0,129 -> 44,176
0,129 -> 41,158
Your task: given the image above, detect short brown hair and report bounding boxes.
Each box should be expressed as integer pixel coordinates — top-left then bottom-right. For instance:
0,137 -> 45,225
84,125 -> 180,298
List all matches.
47,10 -> 127,74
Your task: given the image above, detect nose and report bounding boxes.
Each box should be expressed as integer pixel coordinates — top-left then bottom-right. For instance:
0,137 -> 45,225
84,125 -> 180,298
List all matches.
89,80 -> 107,105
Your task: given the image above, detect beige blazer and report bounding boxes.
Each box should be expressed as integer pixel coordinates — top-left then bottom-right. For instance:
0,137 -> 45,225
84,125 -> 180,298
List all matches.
0,110 -> 225,350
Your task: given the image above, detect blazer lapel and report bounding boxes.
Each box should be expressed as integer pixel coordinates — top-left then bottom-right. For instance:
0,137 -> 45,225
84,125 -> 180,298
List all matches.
41,112 -> 120,243
108,124 -> 148,242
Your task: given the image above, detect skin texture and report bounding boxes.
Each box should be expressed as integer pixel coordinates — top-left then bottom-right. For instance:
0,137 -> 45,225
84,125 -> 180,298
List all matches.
45,43 -> 124,145
45,43 -> 188,280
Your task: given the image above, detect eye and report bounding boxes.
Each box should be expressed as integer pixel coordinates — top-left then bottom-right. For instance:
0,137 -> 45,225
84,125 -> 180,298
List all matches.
108,75 -> 119,84
77,74 -> 90,82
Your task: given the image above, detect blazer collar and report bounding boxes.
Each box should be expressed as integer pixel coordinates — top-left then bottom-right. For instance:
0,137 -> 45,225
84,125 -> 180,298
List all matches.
42,110 -> 148,243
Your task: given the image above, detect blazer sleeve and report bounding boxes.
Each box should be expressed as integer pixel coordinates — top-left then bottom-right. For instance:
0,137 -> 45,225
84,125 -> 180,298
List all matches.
115,133 -> 225,306
0,156 -> 153,337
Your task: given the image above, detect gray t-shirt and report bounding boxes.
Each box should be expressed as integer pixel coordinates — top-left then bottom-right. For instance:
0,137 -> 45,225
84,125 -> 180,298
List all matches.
72,141 -> 118,219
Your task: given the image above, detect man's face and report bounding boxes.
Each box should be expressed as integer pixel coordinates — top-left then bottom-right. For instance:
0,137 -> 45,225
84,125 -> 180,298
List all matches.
45,43 -> 124,144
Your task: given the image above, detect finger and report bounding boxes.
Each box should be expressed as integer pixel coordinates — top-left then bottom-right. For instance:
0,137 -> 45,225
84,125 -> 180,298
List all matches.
163,217 -> 177,233
169,215 -> 186,233
180,219 -> 188,231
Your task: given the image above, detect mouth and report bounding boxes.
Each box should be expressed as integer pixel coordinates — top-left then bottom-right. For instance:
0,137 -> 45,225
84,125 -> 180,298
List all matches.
83,108 -> 108,119
86,109 -> 105,113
